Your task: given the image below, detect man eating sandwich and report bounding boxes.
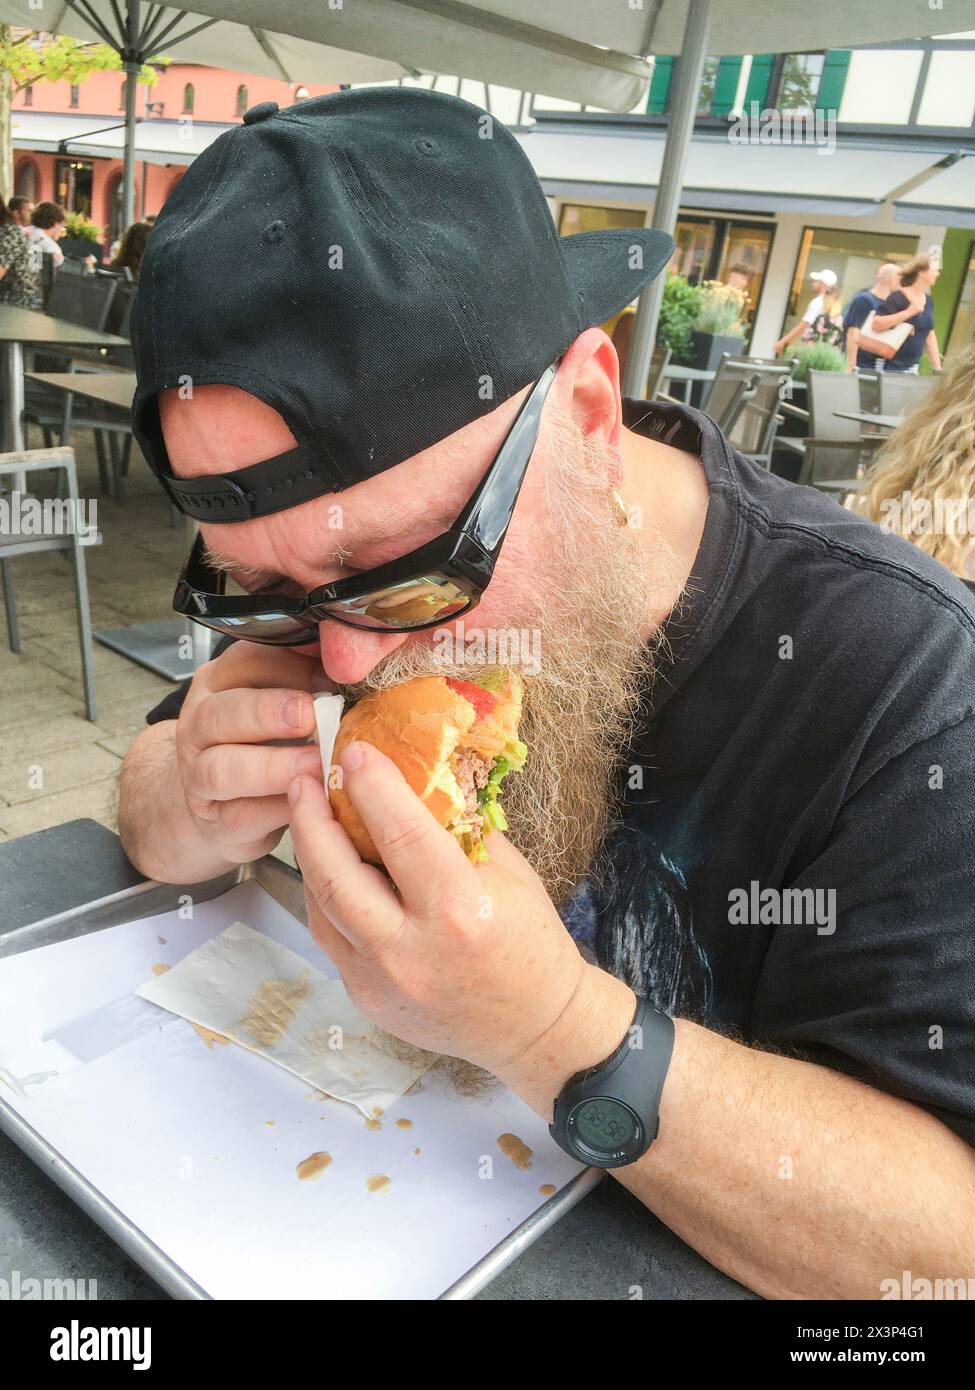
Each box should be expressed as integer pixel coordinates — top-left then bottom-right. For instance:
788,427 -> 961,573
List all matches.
119,87 -> 975,1299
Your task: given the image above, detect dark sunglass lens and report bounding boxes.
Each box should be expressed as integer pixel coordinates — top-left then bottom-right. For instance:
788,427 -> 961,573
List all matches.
191,613 -> 314,644
324,576 -> 471,629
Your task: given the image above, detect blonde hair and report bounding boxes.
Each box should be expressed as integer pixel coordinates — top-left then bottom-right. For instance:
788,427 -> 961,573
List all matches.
853,346 -> 975,578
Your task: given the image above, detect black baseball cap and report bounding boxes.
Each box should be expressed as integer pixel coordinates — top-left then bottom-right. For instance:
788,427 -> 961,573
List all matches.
132,85 -> 672,525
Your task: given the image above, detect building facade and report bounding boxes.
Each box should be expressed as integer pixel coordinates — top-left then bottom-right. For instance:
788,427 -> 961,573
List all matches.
11,63 -> 337,252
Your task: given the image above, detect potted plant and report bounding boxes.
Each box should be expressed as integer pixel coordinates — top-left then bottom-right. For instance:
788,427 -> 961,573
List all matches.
690,280 -> 746,372
783,341 -> 847,382
656,274 -> 702,363
61,211 -> 105,266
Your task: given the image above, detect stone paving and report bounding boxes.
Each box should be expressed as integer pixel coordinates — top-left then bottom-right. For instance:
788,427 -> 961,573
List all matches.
0,430 -> 185,841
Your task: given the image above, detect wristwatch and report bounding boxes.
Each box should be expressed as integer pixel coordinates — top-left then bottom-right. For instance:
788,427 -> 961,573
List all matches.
549,997 -> 674,1169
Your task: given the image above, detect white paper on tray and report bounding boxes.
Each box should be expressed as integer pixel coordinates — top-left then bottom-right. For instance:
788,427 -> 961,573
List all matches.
136,921 -> 433,1117
314,692 -> 345,782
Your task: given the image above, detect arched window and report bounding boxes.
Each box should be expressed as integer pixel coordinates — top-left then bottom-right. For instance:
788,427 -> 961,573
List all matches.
183,83 -> 195,114
14,159 -> 39,201
69,84 -> 80,108
23,84 -> 33,107
235,84 -> 248,116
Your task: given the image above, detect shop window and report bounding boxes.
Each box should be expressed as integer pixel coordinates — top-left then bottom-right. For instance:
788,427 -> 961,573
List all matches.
780,226 -> 918,339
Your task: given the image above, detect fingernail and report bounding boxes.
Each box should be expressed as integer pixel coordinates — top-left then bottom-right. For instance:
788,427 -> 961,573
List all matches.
288,777 -> 302,808
281,695 -> 311,729
341,742 -> 366,773
294,748 -> 323,777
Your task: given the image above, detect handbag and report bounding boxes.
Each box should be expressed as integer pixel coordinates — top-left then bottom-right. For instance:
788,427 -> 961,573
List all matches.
858,310 -> 914,361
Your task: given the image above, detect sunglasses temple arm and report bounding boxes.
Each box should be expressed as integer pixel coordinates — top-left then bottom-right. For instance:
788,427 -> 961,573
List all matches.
450,363 -> 559,556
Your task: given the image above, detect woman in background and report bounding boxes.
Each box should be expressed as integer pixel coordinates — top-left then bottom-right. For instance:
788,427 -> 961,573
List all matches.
0,201 -> 40,307
871,253 -> 942,374
109,220 -> 151,279
854,345 -> 975,584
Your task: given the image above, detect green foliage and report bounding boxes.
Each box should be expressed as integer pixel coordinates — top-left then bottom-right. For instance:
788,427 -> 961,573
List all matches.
695,279 -> 746,336
657,274 -> 702,362
64,210 -> 103,243
0,31 -> 159,91
783,341 -> 847,380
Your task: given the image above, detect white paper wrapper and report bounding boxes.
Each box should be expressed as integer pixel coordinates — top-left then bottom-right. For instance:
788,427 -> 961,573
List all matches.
314,693 -> 345,785
135,922 -> 434,1117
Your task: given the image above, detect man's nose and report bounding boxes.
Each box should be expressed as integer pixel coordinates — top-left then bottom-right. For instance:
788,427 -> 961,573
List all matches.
317,620 -> 409,685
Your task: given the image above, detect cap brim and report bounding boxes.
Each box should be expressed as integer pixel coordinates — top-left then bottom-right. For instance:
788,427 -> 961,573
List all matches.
560,228 -> 674,328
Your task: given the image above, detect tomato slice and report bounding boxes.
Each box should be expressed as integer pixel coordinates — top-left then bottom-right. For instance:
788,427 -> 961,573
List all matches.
446,677 -> 497,722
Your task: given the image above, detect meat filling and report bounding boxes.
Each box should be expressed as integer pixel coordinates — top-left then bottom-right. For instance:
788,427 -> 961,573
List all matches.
451,750 -> 493,843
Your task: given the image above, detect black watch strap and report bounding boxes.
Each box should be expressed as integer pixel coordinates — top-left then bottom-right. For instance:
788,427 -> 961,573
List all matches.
549,997 -> 675,1169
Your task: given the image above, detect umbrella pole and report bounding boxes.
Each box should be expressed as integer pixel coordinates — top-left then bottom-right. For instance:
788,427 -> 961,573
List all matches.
121,0 -> 141,232
622,0 -> 713,400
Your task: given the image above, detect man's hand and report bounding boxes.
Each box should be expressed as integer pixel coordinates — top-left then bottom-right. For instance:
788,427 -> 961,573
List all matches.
120,642 -> 329,882
288,739 -> 634,1081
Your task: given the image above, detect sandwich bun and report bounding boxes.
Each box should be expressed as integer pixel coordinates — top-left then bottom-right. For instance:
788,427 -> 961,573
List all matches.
328,672 -> 524,864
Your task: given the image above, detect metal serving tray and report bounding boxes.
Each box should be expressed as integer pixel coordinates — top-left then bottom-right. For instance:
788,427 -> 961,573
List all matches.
0,854 -> 601,1300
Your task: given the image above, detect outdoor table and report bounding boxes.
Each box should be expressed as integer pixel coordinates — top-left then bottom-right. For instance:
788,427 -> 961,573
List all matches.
0,819 -> 756,1302
24,370 -> 211,683
0,305 -> 128,456
832,410 -> 905,432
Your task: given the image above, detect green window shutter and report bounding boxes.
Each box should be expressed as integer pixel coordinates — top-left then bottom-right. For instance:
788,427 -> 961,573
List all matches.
711,56 -> 743,117
743,53 -> 775,109
816,49 -> 851,115
647,55 -> 673,114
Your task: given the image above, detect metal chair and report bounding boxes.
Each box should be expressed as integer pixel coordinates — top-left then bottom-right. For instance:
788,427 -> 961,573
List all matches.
0,446 -> 99,720
26,282 -> 137,495
703,355 -> 794,469
46,272 -> 118,332
795,369 -> 887,496
879,372 -> 938,418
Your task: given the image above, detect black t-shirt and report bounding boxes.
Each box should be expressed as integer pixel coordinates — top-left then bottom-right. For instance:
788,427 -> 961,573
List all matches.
147,399 -> 975,1147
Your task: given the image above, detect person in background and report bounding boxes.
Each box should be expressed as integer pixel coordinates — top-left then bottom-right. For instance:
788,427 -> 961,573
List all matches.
25,201 -> 66,269
108,220 -> 151,280
0,201 -> 41,307
772,269 -> 841,356
843,262 -> 901,372
854,345 -> 975,584
871,253 -> 942,374
724,264 -> 750,295
7,195 -> 34,228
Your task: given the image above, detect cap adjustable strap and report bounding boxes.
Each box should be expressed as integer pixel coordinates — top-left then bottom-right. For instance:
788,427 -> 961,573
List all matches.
161,446 -> 330,522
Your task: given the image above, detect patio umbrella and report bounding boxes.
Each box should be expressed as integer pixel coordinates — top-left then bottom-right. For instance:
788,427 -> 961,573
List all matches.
1,2 -> 964,383
0,0 -> 660,230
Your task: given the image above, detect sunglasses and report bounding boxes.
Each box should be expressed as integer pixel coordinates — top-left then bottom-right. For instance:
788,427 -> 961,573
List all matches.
172,363 -> 558,644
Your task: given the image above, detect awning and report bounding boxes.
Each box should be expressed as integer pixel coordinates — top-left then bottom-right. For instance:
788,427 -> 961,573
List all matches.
516,125 -> 951,219
11,111 -> 233,167
894,155 -> 975,229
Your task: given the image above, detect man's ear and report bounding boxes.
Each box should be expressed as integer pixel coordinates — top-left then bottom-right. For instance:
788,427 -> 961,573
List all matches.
555,327 -> 624,458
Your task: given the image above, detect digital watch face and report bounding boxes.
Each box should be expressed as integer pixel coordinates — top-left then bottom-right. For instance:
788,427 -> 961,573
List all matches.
567,1097 -> 643,1164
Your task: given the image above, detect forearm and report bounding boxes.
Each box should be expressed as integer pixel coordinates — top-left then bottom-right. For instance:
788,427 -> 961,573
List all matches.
500,967 -> 975,1299
872,307 -> 913,331
845,328 -> 860,369
118,721 -> 248,883
925,332 -> 941,370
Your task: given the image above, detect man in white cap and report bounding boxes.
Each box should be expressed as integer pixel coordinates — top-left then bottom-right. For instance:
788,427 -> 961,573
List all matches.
773,269 -> 838,356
